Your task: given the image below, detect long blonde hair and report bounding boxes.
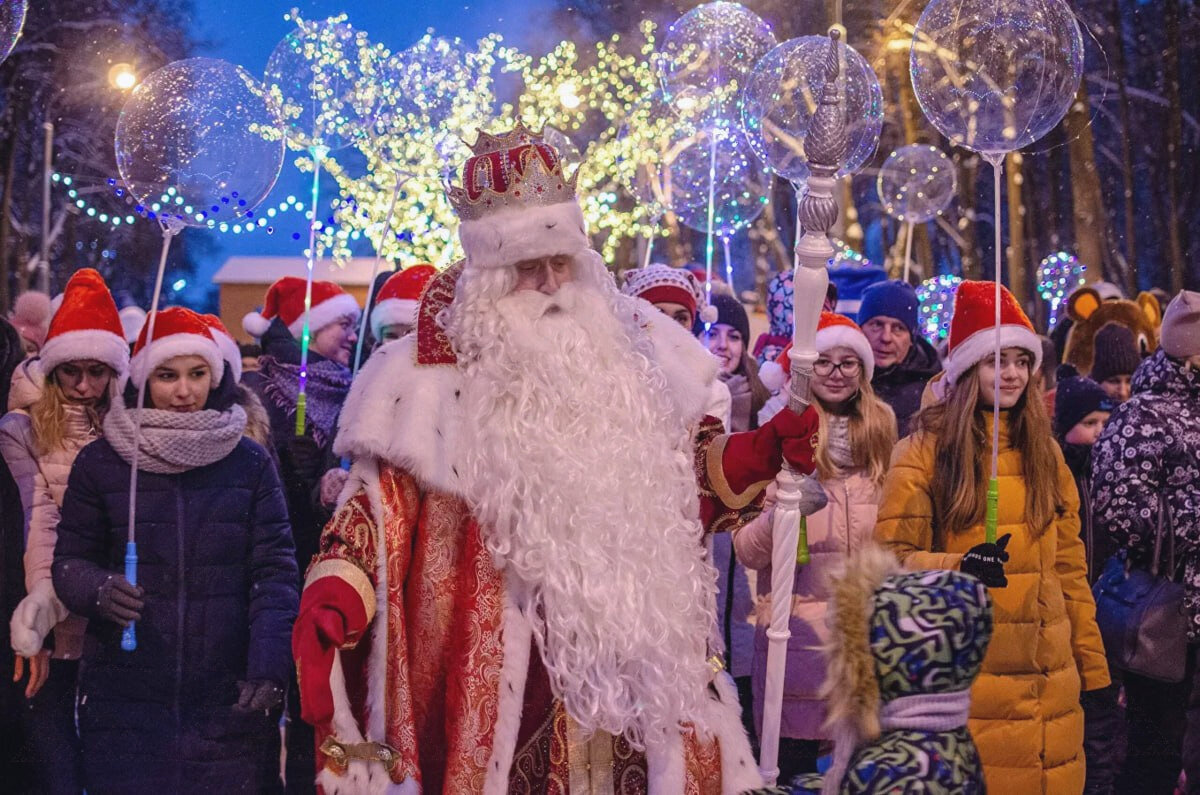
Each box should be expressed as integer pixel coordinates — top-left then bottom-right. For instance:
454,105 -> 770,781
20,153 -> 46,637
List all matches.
813,375 -> 897,486
914,364 -> 1062,541
29,368 -> 111,455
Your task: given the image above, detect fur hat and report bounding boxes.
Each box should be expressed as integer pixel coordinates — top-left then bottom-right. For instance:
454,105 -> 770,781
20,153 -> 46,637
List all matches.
370,264 -> 438,340
9,291 -> 52,350
1089,323 -> 1141,383
200,314 -> 243,383
943,280 -> 1042,386
446,121 -> 590,272
243,276 -> 359,340
621,263 -> 718,326
130,307 -> 224,388
39,269 -> 129,377
1160,289 -> 1200,360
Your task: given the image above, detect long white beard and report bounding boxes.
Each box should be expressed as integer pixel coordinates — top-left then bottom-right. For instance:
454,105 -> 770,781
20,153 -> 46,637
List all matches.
447,274 -> 717,748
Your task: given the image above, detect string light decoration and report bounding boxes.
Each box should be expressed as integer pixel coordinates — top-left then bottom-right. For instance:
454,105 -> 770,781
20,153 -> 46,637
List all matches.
916,273 -> 962,341
828,238 -> 874,268
1036,250 -> 1086,328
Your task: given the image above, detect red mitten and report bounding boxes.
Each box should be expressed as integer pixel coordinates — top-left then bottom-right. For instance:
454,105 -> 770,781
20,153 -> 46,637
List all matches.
292,577 -> 370,728
718,405 -> 820,495
773,405 -> 820,475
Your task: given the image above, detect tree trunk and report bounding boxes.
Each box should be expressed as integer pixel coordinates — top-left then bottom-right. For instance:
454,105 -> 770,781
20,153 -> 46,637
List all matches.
0,128 -> 18,313
1064,83 -> 1108,282
1163,0 -> 1186,295
1005,151 -> 1028,307
958,154 -> 981,280
1110,0 -> 1138,293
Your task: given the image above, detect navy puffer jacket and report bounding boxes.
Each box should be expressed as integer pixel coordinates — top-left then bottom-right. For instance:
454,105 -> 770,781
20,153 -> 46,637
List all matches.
52,433 -> 298,794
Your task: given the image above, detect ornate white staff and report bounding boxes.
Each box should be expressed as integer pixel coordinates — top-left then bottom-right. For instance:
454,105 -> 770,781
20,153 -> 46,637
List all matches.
758,29 -> 847,785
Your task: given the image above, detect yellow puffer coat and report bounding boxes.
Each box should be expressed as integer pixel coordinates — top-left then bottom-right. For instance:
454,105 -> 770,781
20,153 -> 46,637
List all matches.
873,412 -> 1110,795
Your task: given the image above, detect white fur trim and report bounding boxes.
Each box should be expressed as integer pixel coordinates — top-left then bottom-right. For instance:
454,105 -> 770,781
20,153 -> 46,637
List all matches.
483,581 -> 534,794
212,332 -> 242,383
242,310 -> 271,339
707,671 -> 764,794
458,201 -> 589,271
646,732 -> 686,795
129,333 -> 224,388
287,292 -> 361,340
816,324 -> 875,380
369,298 -> 419,341
705,378 -> 732,430
334,299 -> 718,497
944,325 -> 1042,386
39,328 -> 129,377
759,360 -> 786,393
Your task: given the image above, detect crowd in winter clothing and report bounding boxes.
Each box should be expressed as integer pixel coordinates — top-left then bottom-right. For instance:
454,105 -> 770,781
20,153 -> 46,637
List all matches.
0,256 -> 1197,794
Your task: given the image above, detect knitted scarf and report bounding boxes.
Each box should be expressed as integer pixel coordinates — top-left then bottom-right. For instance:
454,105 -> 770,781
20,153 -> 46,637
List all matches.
255,355 -> 351,446
825,414 -> 855,470
103,397 -> 247,475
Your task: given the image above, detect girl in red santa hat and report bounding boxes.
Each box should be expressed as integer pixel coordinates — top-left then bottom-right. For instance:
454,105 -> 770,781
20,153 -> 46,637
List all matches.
873,280 -> 1109,794
51,306 -> 298,793
0,268 -> 129,794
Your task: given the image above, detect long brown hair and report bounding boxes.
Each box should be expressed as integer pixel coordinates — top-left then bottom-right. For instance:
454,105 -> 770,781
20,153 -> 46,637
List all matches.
914,363 -> 1062,540
813,375 -> 897,486
29,368 -> 110,455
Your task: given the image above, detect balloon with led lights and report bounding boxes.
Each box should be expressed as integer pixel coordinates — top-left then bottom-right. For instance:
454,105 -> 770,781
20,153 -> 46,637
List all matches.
916,274 -> 962,341
877,145 -> 956,223
616,88 -> 696,221
909,0 -> 1084,157
115,58 -> 285,228
264,18 -> 382,154
0,0 -> 26,65
659,1 -> 776,127
1037,251 -> 1086,328
741,36 -> 883,183
668,127 -> 768,236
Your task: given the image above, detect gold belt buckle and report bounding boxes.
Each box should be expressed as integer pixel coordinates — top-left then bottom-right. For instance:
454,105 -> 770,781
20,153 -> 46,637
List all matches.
319,736 -> 400,774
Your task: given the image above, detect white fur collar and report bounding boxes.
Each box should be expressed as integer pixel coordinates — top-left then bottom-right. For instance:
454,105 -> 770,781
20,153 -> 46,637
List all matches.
333,298 -> 718,497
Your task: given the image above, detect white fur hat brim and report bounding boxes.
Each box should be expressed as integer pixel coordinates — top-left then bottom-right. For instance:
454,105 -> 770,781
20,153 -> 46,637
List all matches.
39,329 -> 130,378
286,293 -> 360,341
457,200 -> 590,270
817,325 -> 876,381
128,333 -> 225,389
944,325 -> 1042,386
370,298 -> 419,340
211,333 -> 242,383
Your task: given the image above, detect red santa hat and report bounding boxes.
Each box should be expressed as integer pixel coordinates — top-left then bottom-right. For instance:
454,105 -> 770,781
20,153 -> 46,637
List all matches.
242,276 -> 360,340
39,268 -> 129,377
370,265 -> 437,340
129,307 -> 225,388
621,263 -> 719,326
944,280 -> 1042,386
200,314 -> 243,383
759,313 -> 876,392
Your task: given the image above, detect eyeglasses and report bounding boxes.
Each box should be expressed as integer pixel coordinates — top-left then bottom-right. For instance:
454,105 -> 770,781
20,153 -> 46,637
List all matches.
813,358 -> 862,377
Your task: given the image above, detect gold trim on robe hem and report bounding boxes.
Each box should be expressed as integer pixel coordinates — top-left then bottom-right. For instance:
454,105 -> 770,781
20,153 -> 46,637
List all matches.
304,558 -> 377,626
568,716 -> 616,795
704,433 -> 772,510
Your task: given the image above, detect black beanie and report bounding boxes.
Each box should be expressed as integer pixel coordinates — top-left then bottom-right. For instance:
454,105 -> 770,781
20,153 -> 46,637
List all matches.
1054,364 -> 1114,438
1089,324 -> 1141,382
709,292 -> 751,344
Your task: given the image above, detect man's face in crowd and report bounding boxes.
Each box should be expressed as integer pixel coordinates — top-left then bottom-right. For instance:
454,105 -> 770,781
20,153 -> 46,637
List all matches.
861,316 -> 913,369
652,301 -> 694,330
311,314 -> 359,367
513,255 -> 574,295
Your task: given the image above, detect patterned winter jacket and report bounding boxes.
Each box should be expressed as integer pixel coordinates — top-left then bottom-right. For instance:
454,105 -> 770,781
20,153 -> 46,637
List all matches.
1091,349 -> 1200,637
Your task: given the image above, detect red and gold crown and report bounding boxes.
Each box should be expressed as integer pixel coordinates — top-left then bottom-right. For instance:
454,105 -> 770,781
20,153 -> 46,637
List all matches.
446,120 -> 580,222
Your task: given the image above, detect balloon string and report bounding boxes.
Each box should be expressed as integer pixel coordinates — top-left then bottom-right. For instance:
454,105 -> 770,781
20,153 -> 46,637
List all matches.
351,174 -> 405,378
296,147 -> 327,436
703,130 -> 718,334
722,235 -> 735,295
641,213 -> 660,271
991,158 -> 1002,487
903,219 -> 915,283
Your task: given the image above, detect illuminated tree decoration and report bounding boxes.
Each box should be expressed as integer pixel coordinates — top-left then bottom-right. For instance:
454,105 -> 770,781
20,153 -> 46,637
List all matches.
1036,250 -> 1086,328
916,273 -> 963,341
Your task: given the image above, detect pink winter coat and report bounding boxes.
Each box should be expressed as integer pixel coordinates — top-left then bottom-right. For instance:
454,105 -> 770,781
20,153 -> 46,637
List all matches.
734,469 -> 881,739
0,404 -> 98,660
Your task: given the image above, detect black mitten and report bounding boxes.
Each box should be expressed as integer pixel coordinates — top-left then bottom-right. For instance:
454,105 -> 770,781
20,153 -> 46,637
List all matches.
96,574 -> 144,627
234,679 -> 285,713
959,533 -> 1011,588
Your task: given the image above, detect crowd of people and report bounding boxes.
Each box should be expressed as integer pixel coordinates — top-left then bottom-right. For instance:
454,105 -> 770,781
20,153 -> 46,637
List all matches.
0,123 -> 1198,794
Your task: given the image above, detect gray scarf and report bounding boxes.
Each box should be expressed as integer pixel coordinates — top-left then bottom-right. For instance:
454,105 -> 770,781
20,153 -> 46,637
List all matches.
826,414 -> 855,470
103,398 -> 247,475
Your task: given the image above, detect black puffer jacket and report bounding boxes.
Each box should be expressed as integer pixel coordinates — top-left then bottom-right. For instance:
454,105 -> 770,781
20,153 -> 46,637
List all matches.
870,335 -> 942,437
1092,349 -> 1200,636
52,431 -> 298,793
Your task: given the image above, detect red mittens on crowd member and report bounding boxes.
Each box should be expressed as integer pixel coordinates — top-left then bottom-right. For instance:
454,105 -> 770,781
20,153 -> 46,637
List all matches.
291,576 -> 371,728
718,405 -> 820,497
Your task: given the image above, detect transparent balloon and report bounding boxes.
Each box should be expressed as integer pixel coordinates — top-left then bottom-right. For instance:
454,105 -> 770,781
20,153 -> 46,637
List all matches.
115,58 -> 285,229
876,145 -> 957,223
909,0 -> 1084,157
371,35 -> 472,171
0,0 -> 26,66
916,274 -> 963,341
742,36 -> 883,183
616,88 -> 706,221
659,1 -> 776,128
668,126 -> 769,236
264,18 -> 382,154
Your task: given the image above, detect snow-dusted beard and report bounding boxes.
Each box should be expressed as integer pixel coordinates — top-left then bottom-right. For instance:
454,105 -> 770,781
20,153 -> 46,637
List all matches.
443,256 -> 718,748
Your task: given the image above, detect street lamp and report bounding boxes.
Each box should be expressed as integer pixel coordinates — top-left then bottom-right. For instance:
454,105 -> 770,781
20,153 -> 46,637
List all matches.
108,63 -> 137,91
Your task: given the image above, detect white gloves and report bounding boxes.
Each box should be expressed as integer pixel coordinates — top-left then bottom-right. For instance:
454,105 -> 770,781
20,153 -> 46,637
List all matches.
10,579 -> 67,657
